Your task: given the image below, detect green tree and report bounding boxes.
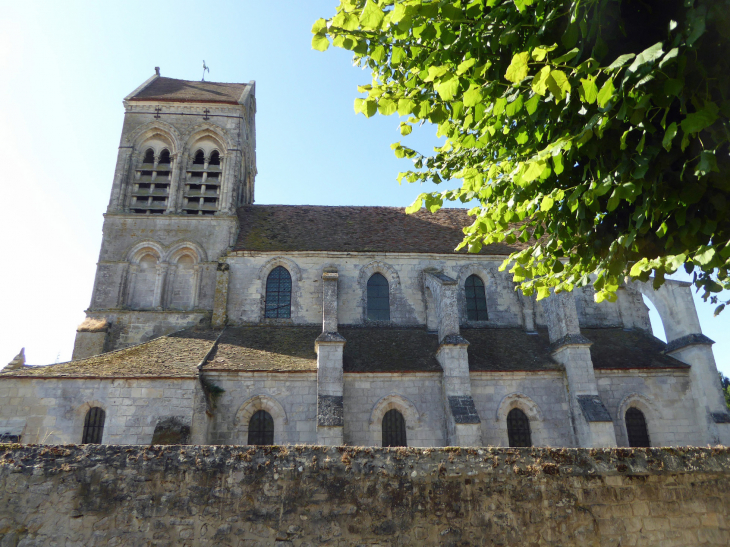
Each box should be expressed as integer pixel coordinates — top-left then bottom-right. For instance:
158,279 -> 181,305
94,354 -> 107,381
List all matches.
313,0 -> 730,308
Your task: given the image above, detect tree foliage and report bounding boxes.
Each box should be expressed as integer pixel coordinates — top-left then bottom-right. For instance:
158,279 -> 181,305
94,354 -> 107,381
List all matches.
313,0 -> 730,308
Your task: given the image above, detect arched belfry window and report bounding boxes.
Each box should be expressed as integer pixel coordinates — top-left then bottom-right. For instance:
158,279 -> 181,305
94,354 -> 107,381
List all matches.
130,145 -> 172,215
367,273 -> 390,321
382,409 -> 406,447
625,407 -> 650,447
142,148 -> 155,165
265,266 -> 292,318
184,147 -> 222,216
82,407 -> 105,444
507,408 -> 531,447
159,149 -> 171,165
248,410 -> 274,445
465,274 -> 488,321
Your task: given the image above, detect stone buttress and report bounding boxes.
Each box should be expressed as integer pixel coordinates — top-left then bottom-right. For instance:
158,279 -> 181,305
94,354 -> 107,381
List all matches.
315,268 -> 346,445
543,290 -> 617,448
424,271 -> 483,447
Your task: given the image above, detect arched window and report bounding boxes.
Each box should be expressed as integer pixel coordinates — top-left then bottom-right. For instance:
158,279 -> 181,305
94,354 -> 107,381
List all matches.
465,274 -> 488,321
184,147 -> 220,216
367,273 -> 390,321
169,254 -> 196,311
248,410 -> 274,445
131,146 -> 170,215
82,407 -> 105,444
129,253 -> 159,309
265,266 -> 292,318
382,409 -> 406,447
507,408 -> 531,447
625,407 -> 650,447
142,148 -> 155,164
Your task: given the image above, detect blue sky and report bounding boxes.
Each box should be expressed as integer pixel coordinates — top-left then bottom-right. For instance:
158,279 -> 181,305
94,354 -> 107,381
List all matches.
1,1 -> 728,375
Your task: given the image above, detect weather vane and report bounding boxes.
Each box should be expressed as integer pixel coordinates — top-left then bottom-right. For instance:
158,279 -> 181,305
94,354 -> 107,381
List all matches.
202,60 -> 210,82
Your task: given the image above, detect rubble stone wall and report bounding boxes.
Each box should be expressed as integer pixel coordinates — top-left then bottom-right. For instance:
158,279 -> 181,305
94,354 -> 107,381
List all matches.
1,445 -> 729,547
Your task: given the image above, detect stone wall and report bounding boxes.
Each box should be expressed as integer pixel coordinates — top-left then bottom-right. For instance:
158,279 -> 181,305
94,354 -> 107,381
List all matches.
226,252 -> 642,330
1,445 -> 729,546
0,378 -> 196,445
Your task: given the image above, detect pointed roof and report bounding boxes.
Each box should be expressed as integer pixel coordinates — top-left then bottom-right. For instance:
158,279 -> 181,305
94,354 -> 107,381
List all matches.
127,76 -> 251,105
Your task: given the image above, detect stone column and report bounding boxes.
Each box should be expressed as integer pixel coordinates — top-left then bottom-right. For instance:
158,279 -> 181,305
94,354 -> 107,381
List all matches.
543,291 -> 617,448
630,280 -> 730,445
106,147 -> 133,212
211,262 -> 230,329
190,376 -> 211,445
316,268 -> 346,445
424,270 -> 482,447
153,263 -> 169,310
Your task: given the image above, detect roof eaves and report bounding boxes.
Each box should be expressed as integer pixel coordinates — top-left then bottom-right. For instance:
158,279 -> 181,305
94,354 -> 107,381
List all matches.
238,81 -> 255,105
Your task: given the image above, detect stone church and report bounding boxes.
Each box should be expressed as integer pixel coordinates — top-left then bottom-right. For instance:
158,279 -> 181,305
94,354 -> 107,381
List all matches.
2,72 -> 729,450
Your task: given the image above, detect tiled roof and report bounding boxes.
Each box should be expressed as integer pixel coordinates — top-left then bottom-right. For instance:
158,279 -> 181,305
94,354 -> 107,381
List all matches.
234,205 -> 527,255
0,329 -> 220,378
128,77 -> 248,104
585,328 -> 689,370
203,326 -> 318,372
341,327 -> 442,373
465,329 -> 562,372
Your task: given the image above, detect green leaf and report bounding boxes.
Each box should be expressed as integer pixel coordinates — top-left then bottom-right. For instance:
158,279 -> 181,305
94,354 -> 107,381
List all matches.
525,94 -> 540,115
523,160 -> 547,182
311,18 -> 327,34
579,77 -> 598,104
695,246 -> 716,266
399,123 -> 412,136
681,102 -> 719,134
541,196 -> 555,211
392,47 -> 407,65
553,48 -> 580,65
362,99 -> 377,118
664,79 -> 683,97
662,122 -> 677,151
505,52 -> 530,83
311,34 -> 330,51
695,151 -> 719,177
405,195 -> 424,214
397,98 -> 416,116
607,53 -> 635,70
627,42 -> 663,72
532,66 -> 551,96
456,58 -> 477,75
546,70 -> 571,101
596,78 -> 615,108
531,44 -> 556,61
553,153 -> 564,175
435,73 -> 460,101
359,0 -> 384,29
378,98 -> 396,116
463,84 -> 483,107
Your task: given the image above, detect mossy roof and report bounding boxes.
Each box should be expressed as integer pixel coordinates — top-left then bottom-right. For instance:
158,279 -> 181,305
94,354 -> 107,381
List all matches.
0,326 -> 687,379
203,326 -> 319,372
234,205 -> 527,255
585,328 -> 689,370
0,329 -> 220,379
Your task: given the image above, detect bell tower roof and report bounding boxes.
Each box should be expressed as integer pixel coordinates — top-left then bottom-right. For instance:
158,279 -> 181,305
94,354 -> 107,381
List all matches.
126,75 -> 253,105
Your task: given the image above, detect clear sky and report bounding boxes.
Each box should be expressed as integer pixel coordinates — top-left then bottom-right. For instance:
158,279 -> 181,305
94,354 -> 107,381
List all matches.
1,1 -> 728,375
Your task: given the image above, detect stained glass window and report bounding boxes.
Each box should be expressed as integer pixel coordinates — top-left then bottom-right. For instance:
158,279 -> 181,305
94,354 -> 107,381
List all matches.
626,407 -> 650,447
265,266 -> 292,318
82,407 -> 105,444
507,408 -> 531,447
382,409 -> 406,447
465,274 -> 488,321
367,273 -> 390,321
248,410 -> 274,445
